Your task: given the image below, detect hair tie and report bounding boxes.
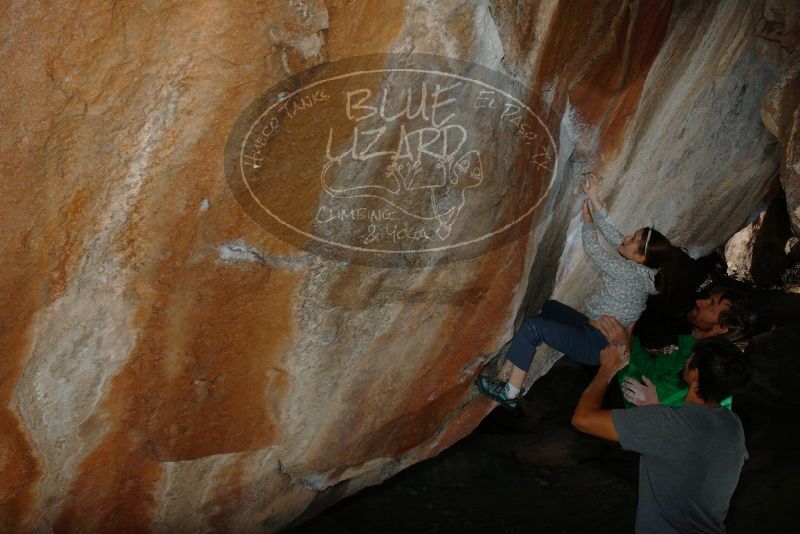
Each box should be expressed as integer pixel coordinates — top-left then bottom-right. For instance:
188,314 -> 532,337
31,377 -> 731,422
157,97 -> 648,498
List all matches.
644,227 -> 653,257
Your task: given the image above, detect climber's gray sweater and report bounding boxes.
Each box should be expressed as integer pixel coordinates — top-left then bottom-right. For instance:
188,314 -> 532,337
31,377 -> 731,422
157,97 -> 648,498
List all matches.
582,206 -> 657,326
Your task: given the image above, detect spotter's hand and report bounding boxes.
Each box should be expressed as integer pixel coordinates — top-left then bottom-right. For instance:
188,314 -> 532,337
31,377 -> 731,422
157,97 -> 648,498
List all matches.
599,344 -> 629,373
622,376 -> 660,406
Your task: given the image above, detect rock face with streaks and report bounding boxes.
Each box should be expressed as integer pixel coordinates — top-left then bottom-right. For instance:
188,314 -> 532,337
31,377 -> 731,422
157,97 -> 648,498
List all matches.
763,50 -> 800,235
760,0 -> 800,234
1,1 -> 796,531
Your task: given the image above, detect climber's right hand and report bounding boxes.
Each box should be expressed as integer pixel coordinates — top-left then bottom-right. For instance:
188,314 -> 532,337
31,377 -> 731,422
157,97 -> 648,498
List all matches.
582,199 -> 594,224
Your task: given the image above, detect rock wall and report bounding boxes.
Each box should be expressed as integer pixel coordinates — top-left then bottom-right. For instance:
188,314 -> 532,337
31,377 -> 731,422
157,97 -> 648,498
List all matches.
0,1 -> 794,531
763,50 -> 800,235
760,0 -> 800,233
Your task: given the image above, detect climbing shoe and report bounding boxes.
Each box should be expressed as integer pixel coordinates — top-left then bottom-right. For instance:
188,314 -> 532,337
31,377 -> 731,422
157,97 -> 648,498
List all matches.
475,376 -> 521,409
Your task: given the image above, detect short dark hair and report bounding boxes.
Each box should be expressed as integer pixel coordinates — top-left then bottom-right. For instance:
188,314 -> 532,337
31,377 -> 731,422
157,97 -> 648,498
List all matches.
689,336 -> 752,404
638,227 -> 672,269
710,285 -> 755,344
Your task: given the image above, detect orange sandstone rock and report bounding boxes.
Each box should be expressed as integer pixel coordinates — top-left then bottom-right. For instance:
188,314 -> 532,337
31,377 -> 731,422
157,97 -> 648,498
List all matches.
0,1 -> 795,531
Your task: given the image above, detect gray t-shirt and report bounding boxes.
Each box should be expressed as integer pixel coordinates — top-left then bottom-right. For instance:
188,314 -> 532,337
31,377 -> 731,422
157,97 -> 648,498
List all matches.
612,404 -> 748,533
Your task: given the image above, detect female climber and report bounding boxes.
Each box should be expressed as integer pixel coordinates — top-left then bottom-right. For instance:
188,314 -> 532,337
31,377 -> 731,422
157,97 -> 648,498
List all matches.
476,172 -> 673,409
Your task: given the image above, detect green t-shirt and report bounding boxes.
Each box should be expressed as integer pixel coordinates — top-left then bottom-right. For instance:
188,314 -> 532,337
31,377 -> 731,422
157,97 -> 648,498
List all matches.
617,335 -> 732,409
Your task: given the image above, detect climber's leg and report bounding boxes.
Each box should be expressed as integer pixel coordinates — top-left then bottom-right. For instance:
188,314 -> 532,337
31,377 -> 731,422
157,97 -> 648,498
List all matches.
506,312 -> 608,389
538,299 -> 592,328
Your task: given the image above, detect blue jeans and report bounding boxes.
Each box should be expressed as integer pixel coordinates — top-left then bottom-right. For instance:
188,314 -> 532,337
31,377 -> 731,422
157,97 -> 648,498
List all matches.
506,300 -> 609,371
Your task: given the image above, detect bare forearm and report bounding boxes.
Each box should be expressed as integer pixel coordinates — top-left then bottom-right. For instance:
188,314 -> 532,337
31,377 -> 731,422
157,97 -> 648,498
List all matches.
571,366 -> 620,441
577,366 -> 615,415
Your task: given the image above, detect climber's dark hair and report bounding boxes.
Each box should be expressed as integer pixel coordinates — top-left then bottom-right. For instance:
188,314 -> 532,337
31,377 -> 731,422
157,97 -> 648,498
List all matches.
639,227 -> 677,298
637,227 -> 672,269
652,245 -> 690,299
709,285 -> 755,344
688,336 -> 752,404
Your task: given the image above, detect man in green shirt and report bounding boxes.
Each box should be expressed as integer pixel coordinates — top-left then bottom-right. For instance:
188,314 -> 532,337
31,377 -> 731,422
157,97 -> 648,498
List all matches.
591,285 -> 753,408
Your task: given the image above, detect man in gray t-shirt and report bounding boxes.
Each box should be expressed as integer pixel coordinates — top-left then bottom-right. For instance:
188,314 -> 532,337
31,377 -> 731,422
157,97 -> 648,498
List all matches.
572,335 -> 751,533
612,403 -> 748,532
